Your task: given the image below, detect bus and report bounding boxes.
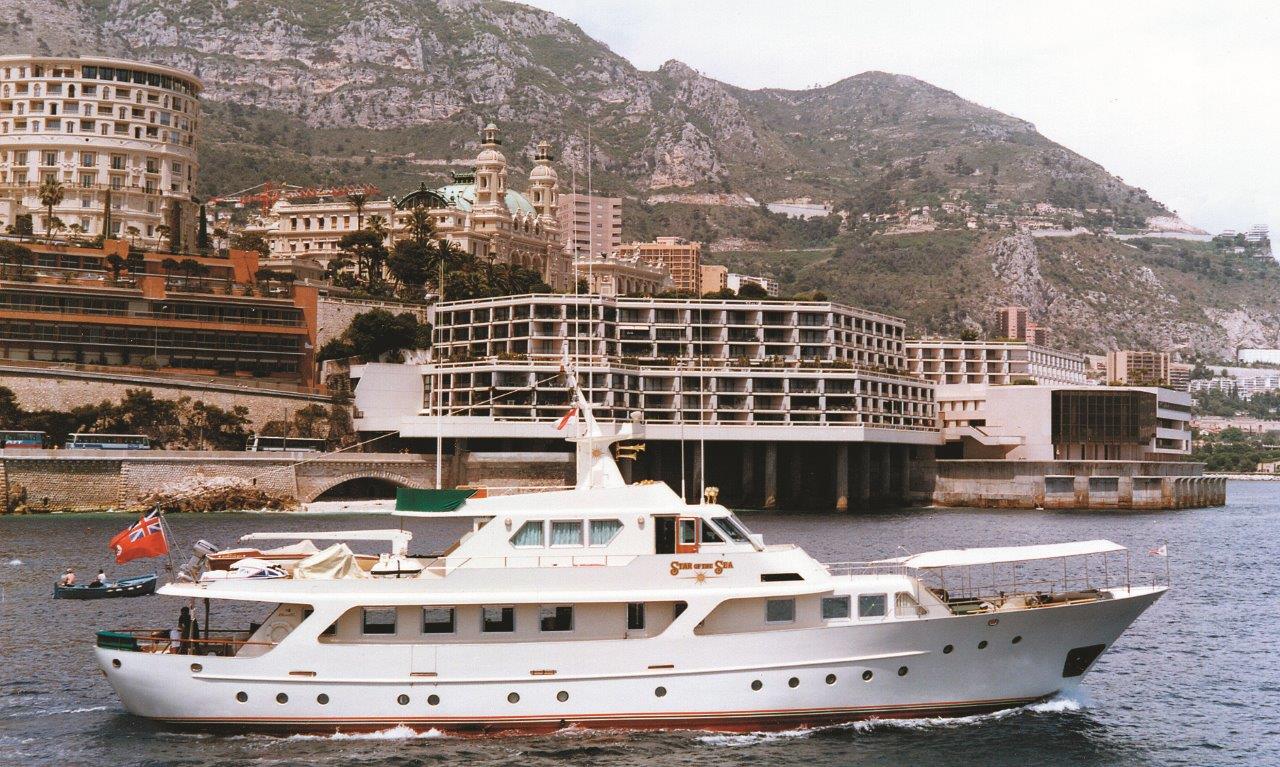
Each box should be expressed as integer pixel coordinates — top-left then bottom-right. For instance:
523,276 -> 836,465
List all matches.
0,430 -> 48,449
65,433 -> 151,450
245,435 -> 327,452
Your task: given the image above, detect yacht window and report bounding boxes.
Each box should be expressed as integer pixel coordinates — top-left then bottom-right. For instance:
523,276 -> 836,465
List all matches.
822,596 -> 851,620
539,606 -> 574,632
551,520 -> 584,546
766,599 -> 796,624
588,519 -> 623,546
422,607 -> 455,634
511,520 -> 545,547
482,606 -> 515,633
673,602 -> 687,620
858,594 -> 887,618
712,517 -> 750,543
627,602 -> 646,630
700,521 -> 724,543
362,608 -> 397,635
678,519 -> 698,546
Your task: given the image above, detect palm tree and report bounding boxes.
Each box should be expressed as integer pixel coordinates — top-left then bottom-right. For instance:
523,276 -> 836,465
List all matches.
37,178 -> 64,241
367,214 -> 388,242
347,192 -> 367,231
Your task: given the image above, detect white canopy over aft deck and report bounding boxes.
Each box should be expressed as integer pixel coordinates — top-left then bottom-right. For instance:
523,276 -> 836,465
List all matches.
876,540 -> 1126,569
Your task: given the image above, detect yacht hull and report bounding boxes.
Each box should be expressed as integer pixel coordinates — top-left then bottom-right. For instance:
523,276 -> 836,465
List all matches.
96,586 -> 1162,734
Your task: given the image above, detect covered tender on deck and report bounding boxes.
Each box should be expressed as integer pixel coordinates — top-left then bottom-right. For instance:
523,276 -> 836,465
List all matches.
875,540 -> 1126,569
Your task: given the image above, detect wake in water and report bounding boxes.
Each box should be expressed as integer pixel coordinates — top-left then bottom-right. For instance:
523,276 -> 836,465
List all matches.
6,559 -> 21,566
284,725 -> 448,741
697,694 -> 1088,747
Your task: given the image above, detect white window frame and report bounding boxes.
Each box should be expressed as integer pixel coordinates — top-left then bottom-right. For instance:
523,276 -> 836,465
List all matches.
361,607 -> 397,636
857,593 -> 888,619
821,595 -> 851,621
587,518 -> 623,547
549,519 -> 584,548
481,605 -> 516,633
421,606 -> 455,635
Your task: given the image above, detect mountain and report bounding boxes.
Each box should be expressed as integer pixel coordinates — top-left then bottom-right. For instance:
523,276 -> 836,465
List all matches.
6,0 -> 1169,228
10,0 -> 1272,359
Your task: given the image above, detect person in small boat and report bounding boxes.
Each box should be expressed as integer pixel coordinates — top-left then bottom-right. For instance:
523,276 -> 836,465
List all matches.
58,568 -> 76,587
88,570 -> 106,588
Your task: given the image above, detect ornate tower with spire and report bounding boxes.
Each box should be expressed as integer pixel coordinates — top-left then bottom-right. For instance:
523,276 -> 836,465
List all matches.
528,139 -> 559,233
473,122 -> 508,227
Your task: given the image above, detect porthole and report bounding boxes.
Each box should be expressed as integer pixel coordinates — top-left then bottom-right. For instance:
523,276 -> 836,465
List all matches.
943,644 -> 954,654
189,663 -> 202,673
397,694 -> 410,706
1012,635 -> 1023,644
317,693 -> 329,705
655,686 -> 667,698
898,666 -> 909,677
276,693 -> 288,704
235,691 -> 248,703
825,674 -> 837,685
978,640 -> 988,649
111,659 -> 121,669
862,670 -> 873,682
751,680 -> 762,691
987,618 -> 1000,627
507,692 -> 520,704
788,677 -> 799,688
428,694 -> 440,706
557,691 -> 569,703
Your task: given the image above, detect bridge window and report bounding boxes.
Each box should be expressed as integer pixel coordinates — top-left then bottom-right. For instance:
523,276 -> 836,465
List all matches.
362,608 -> 397,635
539,605 -> 573,632
588,519 -> 623,546
422,607 -> 454,634
482,606 -> 515,633
765,598 -> 795,624
858,594 -> 887,618
510,520 -> 545,547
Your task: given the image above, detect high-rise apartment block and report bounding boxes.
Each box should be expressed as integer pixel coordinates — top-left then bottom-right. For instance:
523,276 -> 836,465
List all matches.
557,192 -> 621,259
0,55 -> 202,249
1106,350 -> 1170,386
995,306 -> 1029,341
624,237 -> 702,294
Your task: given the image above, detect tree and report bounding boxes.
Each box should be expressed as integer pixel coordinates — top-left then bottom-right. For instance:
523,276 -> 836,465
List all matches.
737,281 -> 769,299
104,253 -> 127,282
387,238 -> 433,290
125,225 -> 141,248
155,224 -> 171,251
338,229 -> 389,285
342,310 -> 428,361
196,204 -> 211,252
47,216 -> 65,241
405,207 -> 434,244
230,232 -> 270,257
67,223 -> 85,243
366,214 -> 388,241
347,192 -> 367,231
316,337 -> 357,363
37,178 -> 64,239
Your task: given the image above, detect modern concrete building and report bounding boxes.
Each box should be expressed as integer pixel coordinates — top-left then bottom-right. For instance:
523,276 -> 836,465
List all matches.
935,384 -> 1192,460
726,272 -> 780,297
1026,322 -> 1050,346
557,192 -> 621,259
994,306 -> 1029,341
0,237 -> 319,388
352,294 -> 935,509
256,127 -> 573,290
573,253 -> 671,297
906,339 -> 1089,386
624,237 -> 701,295
700,264 -> 727,295
1106,350 -> 1170,386
0,55 -> 202,249
1169,362 -> 1192,392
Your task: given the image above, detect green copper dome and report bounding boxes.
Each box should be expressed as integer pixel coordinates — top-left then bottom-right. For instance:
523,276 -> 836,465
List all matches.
434,184 -> 537,216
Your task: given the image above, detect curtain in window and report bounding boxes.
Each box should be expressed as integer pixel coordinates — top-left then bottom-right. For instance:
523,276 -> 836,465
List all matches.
512,520 -> 544,547
589,519 -> 622,545
551,521 -> 583,546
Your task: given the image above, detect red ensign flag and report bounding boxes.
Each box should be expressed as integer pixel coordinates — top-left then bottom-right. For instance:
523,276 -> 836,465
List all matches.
108,510 -> 169,564
556,407 -> 578,430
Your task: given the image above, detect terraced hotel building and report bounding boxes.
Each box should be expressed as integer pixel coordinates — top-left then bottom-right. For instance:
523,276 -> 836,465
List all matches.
0,55 -> 201,249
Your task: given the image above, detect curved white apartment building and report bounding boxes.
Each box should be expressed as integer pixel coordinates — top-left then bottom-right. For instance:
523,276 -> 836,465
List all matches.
0,55 -> 201,248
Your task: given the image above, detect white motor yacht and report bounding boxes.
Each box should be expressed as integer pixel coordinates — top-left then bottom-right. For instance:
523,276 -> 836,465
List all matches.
94,370 -> 1166,734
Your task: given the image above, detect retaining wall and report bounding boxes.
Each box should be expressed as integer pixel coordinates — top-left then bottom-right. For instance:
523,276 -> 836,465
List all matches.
932,460 -> 1226,510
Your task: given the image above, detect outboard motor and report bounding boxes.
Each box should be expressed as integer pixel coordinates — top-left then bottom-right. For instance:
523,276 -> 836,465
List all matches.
176,539 -> 220,582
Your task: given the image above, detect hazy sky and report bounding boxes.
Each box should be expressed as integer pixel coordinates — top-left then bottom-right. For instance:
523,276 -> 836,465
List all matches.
528,0 -> 1280,233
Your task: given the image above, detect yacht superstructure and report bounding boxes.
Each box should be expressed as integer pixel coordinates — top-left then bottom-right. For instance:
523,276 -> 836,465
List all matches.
94,370 -> 1166,733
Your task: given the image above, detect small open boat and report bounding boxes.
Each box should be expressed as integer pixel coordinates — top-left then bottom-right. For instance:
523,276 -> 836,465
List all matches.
54,573 -> 157,600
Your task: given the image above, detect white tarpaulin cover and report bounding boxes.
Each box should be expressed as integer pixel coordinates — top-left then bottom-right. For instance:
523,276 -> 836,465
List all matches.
262,540 -> 320,556
877,540 -> 1125,569
292,543 -> 371,580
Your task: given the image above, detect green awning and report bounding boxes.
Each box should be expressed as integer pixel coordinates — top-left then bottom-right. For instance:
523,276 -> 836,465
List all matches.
395,487 -> 478,512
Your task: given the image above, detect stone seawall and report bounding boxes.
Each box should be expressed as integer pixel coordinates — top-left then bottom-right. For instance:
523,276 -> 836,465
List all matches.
0,449 -> 574,511
0,365 -> 331,430
932,460 -> 1226,510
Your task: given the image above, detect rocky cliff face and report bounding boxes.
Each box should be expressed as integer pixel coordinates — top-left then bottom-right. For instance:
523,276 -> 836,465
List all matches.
3,0 -> 1166,223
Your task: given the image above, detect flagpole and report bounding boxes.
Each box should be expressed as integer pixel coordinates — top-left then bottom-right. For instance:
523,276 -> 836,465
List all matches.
156,506 -> 179,576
